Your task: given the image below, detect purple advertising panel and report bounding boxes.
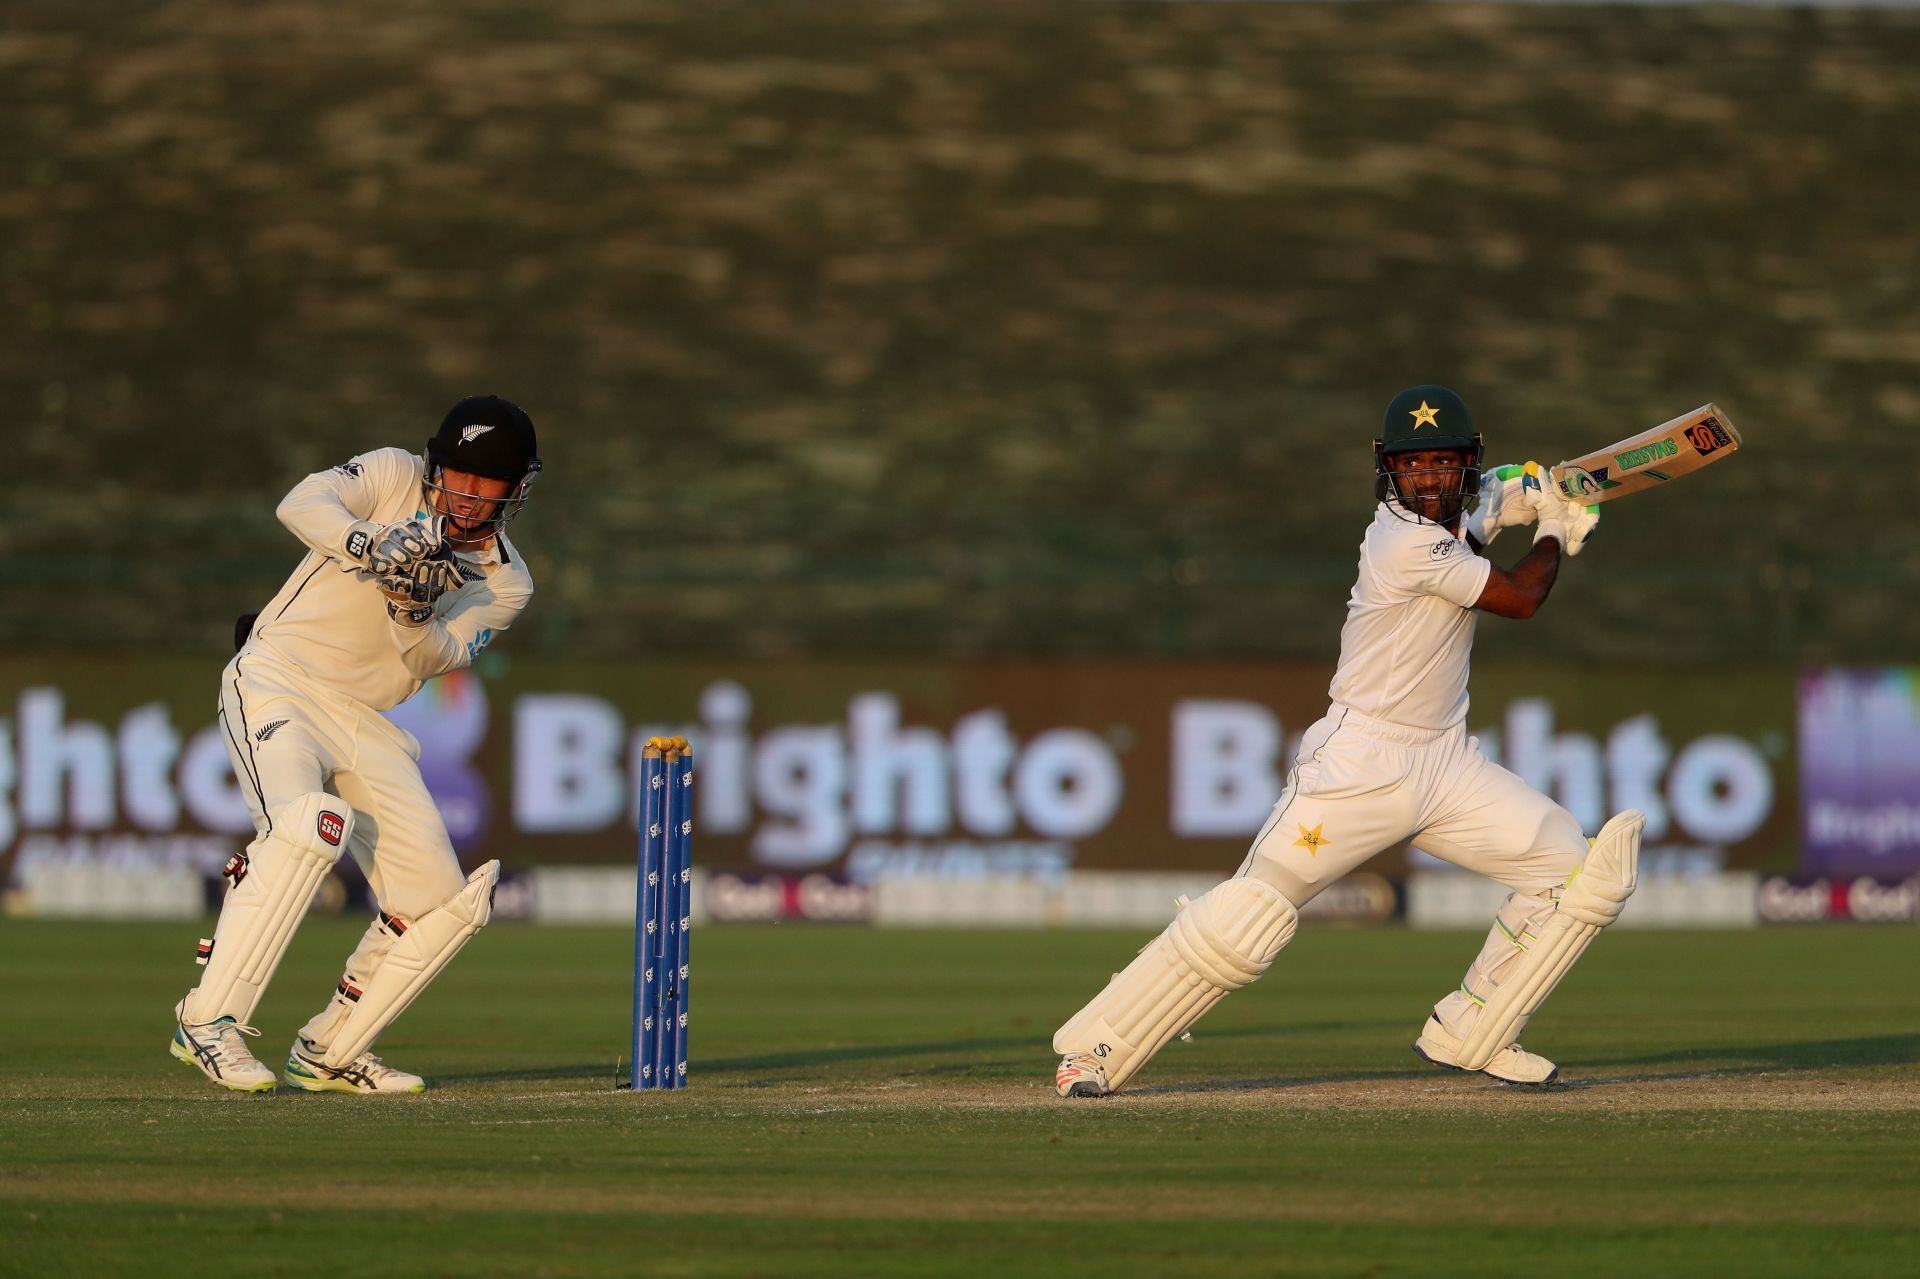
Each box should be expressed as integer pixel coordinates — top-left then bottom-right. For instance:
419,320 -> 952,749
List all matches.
1799,668 -> 1920,878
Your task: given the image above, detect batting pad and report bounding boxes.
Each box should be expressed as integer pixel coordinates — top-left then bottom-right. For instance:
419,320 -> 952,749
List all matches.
1456,809 -> 1643,1071
1053,877 -> 1298,1092
181,793 -> 351,1026
321,859 -> 500,1068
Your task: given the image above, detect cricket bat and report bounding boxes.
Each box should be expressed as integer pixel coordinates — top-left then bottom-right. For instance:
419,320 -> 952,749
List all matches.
1552,404 -> 1742,504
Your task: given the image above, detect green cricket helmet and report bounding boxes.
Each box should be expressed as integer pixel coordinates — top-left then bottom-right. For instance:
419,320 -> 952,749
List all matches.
1373,384 -> 1485,519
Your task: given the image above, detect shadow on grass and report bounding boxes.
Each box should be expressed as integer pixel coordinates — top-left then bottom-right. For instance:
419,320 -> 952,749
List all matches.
434,1019 -> 1409,1085
1127,1069 -> 1432,1097
1136,1033 -> 1920,1098
1580,1033 -> 1920,1074
436,1032 -> 1920,1091
435,1037 -> 1039,1086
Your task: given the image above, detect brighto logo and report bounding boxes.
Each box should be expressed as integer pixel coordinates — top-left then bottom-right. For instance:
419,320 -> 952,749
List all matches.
0,688 -> 254,873
512,683 -> 1126,869
1168,698 -> 1777,854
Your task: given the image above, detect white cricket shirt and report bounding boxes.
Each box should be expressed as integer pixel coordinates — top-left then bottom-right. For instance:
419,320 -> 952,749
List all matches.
245,447 -> 534,711
1325,502 -> 1492,731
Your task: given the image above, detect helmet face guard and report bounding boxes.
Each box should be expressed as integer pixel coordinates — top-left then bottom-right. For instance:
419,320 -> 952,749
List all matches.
1374,438 -> 1483,527
423,394 -> 541,538
422,456 -> 541,538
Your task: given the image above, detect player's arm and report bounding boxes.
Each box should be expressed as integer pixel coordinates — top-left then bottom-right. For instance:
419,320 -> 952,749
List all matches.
276,452 -> 390,559
276,448 -> 434,574
385,574 -> 532,679
1474,536 -> 1562,619
1474,470 -> 1598,619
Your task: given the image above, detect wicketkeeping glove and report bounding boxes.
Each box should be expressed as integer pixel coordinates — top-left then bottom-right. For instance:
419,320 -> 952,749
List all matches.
377,548 -> 464,626
345,516 -> 444,575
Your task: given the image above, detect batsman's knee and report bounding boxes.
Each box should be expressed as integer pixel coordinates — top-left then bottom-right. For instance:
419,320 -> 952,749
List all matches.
1558,808 -> 1643,927
1169,877 -> 1300,991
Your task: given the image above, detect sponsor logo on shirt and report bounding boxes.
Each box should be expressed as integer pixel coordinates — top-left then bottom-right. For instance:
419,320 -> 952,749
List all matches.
1429,540 -> 1457,560
333,461 -> 363,477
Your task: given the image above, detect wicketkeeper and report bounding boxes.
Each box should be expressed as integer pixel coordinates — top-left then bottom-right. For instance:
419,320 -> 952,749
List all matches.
171,395 -> 539,1093
1055,385 -> 1639,1097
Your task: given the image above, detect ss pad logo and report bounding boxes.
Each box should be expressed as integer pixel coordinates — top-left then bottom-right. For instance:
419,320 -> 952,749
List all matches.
317,811 -> 345,846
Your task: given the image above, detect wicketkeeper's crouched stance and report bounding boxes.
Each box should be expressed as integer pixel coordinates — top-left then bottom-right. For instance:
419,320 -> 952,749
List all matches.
171,396 -> 539,1093
1055,385 -> 1641,1097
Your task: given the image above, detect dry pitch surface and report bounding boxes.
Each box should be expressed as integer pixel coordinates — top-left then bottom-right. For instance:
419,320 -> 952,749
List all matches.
4,919 -> 1915,1277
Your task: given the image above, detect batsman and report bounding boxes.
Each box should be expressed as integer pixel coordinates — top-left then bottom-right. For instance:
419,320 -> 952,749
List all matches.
1055,385 -> 1643,1096
170,395 -> 540,1093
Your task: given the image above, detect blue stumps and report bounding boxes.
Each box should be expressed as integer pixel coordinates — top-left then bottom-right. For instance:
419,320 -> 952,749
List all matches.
669,751 -> 694,1085
630,735 -> 693,1090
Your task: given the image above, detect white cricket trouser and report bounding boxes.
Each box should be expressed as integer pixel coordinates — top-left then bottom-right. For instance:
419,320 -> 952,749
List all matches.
1234,705 -> 1589,1037
217,648 -> 466,914
200,646 -> 466,1041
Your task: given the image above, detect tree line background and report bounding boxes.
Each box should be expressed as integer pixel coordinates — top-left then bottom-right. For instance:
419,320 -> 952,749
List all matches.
4,1 -> 1913,666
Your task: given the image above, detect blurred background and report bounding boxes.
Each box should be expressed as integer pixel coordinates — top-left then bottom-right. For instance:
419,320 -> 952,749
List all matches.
4,0 -> 1917,931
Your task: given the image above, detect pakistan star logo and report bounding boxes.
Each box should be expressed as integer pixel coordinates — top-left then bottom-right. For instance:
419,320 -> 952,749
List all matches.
1409,401 -> 1440,429
1294,823 -> 1330,855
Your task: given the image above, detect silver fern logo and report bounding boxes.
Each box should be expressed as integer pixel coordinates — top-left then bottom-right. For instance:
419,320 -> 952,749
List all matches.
459,424 -> 495,444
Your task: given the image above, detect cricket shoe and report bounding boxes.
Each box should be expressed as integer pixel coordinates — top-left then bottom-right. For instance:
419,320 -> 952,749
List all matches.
1413,1015 -> 1559,1086
284,1040 -> 425,1094
170,1002 -> 276,1093
1055,1051 -> 1112,1098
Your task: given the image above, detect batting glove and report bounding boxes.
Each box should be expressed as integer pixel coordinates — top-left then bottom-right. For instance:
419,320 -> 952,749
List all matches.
1524,463 -> 1599,555
1460,463 -> 1535,545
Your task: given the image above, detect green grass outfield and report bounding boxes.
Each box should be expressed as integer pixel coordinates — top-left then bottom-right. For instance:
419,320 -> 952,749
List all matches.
3,919 -> 1916,1278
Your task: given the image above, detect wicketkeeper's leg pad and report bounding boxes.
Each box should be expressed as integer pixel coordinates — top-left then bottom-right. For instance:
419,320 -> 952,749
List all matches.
294,912 -> 408,1056
319,860 -> 500,1069
1455,809 -> 1643,1071
1053,876 -> 1299,1092
181,793 -> 353,1025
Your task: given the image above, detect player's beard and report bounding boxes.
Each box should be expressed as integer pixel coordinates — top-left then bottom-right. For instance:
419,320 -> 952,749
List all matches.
1413,491 -> 1465,527
1394,470 -> 1470,528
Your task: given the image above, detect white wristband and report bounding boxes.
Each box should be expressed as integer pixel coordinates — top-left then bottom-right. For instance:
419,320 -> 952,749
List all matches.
343,521 -> 381,567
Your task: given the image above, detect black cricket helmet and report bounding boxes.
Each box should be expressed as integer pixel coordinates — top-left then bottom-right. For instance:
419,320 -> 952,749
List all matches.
1373,384 -> 1484,520
424,394 -> 542,535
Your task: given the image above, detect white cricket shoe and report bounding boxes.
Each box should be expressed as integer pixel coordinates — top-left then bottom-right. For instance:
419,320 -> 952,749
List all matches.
1055,1051 -> 1112,1098
170,1002 -> 277,1093
1413,1014 -> 1559,1085
284,1040 -> 425,1094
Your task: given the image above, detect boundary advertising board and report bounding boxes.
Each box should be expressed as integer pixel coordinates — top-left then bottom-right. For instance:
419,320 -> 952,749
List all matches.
1,656 -> 1797,886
